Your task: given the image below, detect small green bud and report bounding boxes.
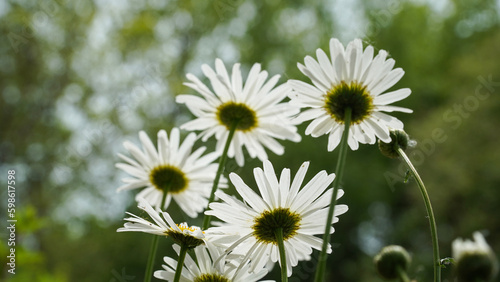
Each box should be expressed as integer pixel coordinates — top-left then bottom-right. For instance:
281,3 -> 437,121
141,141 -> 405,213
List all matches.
453,232 -> 498,282
378,129 -> 411,159
374,245 -> 412,280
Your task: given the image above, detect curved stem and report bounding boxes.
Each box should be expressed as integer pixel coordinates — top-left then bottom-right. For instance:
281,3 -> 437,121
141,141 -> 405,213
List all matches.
144,192 -> 168,282
275,228 -> 288,282
173,244 -> 188,282
202,122 -> 238,229
397,147 -> 441,282
396,265 -> 411,282
314,108 -> 352,282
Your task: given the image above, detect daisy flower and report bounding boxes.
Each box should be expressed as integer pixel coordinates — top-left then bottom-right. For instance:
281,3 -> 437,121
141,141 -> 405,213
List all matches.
206,160 -> 348,276
154,243 -> 270,282
117,198 -> 206,248
177,58 -> 301,166
288,38 -> 413,151
116,128 -> 225,217
452,231 -> 498,281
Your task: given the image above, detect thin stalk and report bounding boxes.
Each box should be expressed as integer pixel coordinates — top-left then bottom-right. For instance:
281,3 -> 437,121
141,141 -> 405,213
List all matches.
396,265 -> 411,282
314,108 -> 352,282
397,147 -> 441,282
173,244 -> 188,282
144,192 -> 168,282
202,122 -> 238,229
275,228 -> 288,282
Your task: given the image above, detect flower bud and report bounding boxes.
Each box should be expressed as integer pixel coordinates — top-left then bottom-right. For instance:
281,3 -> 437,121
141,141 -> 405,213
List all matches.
374,245 -> 412,280
378,129 -> 410,159
453,232 -> 498,282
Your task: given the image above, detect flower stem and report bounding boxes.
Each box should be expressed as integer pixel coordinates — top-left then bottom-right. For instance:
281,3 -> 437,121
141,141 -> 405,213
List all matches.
396,265 -> 411,282
173,244 -> 188,282
144,192 -> 168,282
202,122 -> 238,230
275,228 -> 288,282
314,108 -> 352,282
397,147 -> 441,282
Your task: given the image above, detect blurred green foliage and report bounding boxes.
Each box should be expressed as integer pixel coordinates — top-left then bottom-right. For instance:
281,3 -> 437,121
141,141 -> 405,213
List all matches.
1,0 -> 499,281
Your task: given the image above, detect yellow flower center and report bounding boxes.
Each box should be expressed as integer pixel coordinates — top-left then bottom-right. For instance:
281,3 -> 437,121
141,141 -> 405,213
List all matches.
149,165 -> 188,194
176,223 -> 204,234
252,207 -> 302,244
165,223 -> 205,249
324,81 -> 374,124
216,102 -> 258,131
194,273 -> 230,282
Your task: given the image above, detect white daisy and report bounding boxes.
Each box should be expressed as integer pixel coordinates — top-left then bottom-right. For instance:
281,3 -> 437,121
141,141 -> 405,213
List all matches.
177,58 -> 301,166
206,160 -> 348,276
288,38 -> 413,151
117,198 -> 206,248
154,243 -> 271,282
116,128 -> 225,217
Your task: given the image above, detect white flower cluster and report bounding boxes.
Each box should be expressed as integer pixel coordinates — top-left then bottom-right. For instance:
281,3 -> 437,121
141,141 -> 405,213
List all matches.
115,38 -> 412,281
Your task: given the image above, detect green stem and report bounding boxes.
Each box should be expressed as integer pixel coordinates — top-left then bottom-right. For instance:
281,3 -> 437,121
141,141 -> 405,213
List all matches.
396,265 -> 411,282
397,147 -> 441,282
275,228 -> 288,282
173,244 -> 188,282
314,108 -> 352,282
202,121 -> 238,229
144,192 -> 168,282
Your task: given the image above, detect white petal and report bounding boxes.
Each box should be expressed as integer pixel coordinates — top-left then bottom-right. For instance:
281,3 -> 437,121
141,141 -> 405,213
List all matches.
116,180 -> 148,192
292,108 -> 325,124
278,168 -> 290,207
370,68 -> 405,96
229,173 -> 269,212
347,127 -> 360,150
168,128 -> 180,163
366,117 -> 391,142
316,48 -> 337,83
139,131 -> 159,164
175,132 -> 196,167
372,112 -> 404,129
123,141 -> 151,169
304,55 -> 331,89
255,132 -> 285,156
286,161 -> 309,207
327,124 -> 344,151
254,166 -> 277,209
305,115 -> 334,137
297,62 -> 329,93
377,105 -> 413,113
373,88 -> 411,105
157,129 -> 169,164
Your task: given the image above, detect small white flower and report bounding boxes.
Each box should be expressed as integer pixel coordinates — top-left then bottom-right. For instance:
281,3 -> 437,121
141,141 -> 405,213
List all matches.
452,231 -> 495,260
177,58 -> 301,166
288,38 -> 412,151
117,198 -> 205,248
452,231 -> 498,281
206,160 -> 348,276
154,243 -> 271,282
116,128 -> 225,217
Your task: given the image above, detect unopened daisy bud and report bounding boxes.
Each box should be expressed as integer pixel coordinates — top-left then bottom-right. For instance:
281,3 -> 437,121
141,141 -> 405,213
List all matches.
378,129 -> 410,158
453,232 -> 498,282
374,245 -> 412,280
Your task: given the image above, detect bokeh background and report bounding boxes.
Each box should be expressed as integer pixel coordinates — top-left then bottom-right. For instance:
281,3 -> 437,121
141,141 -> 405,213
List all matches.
1,0 -> 499,281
